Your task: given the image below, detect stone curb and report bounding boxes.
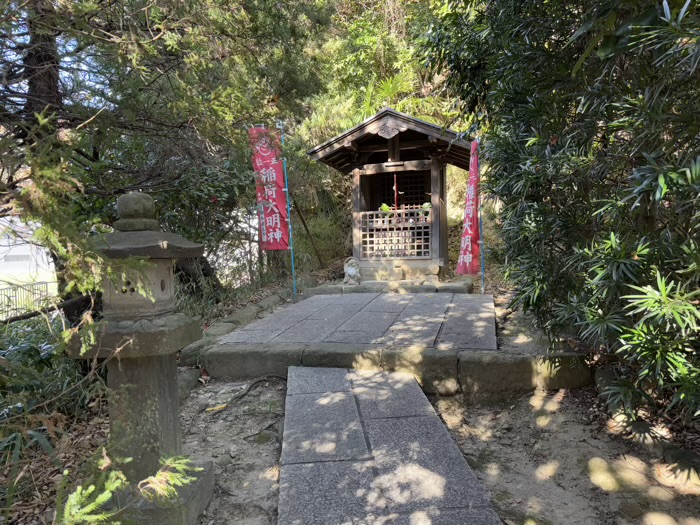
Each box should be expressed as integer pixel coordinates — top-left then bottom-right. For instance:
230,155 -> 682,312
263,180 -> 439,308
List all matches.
458,351 -> 592,403
303,281 -> 474,297
205,343 -> 592,399
177,368 -> 200,404
178,293 -> 287,389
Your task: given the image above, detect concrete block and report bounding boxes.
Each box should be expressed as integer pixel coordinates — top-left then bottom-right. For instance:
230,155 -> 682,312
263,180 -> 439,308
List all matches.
281,392 -> 370,464
382,346 -> 459,395
129,457 -> 214,525
179,338 -> 211,367
256,294 -> 282,311
402,264 -> 437,279
359,265 -> 404,281
222,304 -> 262,326
459,351 -> 537,403
69,314 -> 202,359
436,282 -> 471,293
303,284 -> 343,297
343,283 -> 388,293
177,368 -> 200,404
205,344 -> 304,379
108,354 -> 181,482
278,461 -> 380,525
394,284 -> 438,294
367,416 -> 489,513
203,322 -> 236,337
536,352 -> 592,390
301,343 -> 382,370
287,366 -> 350,395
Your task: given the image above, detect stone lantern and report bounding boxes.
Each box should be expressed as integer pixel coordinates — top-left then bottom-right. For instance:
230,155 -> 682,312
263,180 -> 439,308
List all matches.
71,192 -> 213,524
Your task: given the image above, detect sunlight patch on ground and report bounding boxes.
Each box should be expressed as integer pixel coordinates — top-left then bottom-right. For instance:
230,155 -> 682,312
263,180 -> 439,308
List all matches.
642,512 -> 700,525
535,460 -> 559,481
588,457 -> 621,492
485,462 -> 501,480
374,464 -> 446,504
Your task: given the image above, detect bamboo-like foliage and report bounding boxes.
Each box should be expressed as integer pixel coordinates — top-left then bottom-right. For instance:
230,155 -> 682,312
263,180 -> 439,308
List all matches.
424,0 -> 700,419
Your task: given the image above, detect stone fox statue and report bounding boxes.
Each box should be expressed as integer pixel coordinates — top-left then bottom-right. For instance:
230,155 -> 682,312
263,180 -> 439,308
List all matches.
343,257 -> 361,285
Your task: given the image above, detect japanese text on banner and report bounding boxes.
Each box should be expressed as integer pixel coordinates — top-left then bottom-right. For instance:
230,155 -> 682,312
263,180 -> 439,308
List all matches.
456,141 -> 481,275
249,127 -> 290,251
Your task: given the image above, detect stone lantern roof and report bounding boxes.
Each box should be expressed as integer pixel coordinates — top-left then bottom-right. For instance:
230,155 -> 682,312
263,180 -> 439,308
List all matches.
92,192 -> 204,259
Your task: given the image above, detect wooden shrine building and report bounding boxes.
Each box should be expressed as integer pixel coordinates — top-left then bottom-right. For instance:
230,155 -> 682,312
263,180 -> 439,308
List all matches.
307,108 -> 471,281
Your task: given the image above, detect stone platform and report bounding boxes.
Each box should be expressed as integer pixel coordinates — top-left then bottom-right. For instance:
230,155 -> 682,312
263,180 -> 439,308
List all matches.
205,293 -> 592,398
278,367 -> 501,525
219,293 -> 495,350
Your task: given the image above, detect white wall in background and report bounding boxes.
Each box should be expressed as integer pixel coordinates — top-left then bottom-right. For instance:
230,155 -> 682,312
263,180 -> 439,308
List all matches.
0,218 -> 56,286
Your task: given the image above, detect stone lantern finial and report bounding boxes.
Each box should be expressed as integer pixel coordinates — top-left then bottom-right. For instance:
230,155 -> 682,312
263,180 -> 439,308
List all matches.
114,192 -> 160,232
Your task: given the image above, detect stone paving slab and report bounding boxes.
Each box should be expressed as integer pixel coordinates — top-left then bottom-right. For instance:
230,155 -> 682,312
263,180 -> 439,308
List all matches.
218,329 -> 282,343
353,382 -> 435,420
388,508 -> 503,525
363,294 -> 414,312
278,461 -> 383,525
277,367 -> 498,525
306,304 -> 366,322
271,318 -> 346,343
240,309 -> 315,332
337,311 -> 400,333
281,391 -> 370,465
324,331 -> 387,344
287,366 -> 351,395
367,416 -> 490,513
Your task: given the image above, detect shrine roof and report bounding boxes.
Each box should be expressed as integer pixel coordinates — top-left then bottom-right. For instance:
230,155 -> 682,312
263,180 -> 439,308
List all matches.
307,108 -> 472,173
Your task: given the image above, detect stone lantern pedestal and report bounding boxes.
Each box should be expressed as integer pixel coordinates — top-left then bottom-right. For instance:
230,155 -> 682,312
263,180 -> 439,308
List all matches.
70,193 -> 213,524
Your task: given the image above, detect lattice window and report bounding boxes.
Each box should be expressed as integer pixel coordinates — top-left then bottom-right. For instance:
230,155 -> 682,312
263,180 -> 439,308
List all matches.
376,172 -> 429,209
359,209 -> 431,260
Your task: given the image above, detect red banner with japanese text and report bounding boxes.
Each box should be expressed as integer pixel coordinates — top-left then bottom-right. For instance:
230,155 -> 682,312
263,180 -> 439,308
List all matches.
456,141 -> 480,275
249,127 -> 290,251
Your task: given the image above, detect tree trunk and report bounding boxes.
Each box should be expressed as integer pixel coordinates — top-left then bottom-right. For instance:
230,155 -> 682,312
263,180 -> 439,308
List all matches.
175,257 -> 224,298
24,0 -> 61,117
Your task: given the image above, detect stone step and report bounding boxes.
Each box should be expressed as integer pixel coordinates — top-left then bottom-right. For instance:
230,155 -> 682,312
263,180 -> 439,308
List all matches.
277,367 -> 502,525
304,278 -> 473,297
203,293 -> 592,398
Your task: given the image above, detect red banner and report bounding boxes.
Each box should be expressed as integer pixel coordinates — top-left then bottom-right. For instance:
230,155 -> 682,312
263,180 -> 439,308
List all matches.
456,141 -> 481,275
249,127 -> 290,251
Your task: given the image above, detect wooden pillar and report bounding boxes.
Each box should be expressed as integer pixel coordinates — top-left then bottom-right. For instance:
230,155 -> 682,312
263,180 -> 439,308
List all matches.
388,135 -> 400,162
430,156 -> 442,265
439,164 -> 448,266
352,168 -> 361,260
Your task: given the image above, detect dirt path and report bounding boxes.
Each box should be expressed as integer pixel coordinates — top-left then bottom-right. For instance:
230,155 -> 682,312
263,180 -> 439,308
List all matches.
435,389 -> 700,525
181,376 -> 700,525
181,378 -> 285,525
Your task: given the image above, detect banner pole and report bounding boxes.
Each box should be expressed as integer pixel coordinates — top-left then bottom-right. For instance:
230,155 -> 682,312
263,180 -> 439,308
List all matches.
477,138 -> 485,295
277,121 -> 297,298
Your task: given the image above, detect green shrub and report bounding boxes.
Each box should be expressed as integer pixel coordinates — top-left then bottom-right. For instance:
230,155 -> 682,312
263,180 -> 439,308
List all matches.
424,0 -> 700,419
